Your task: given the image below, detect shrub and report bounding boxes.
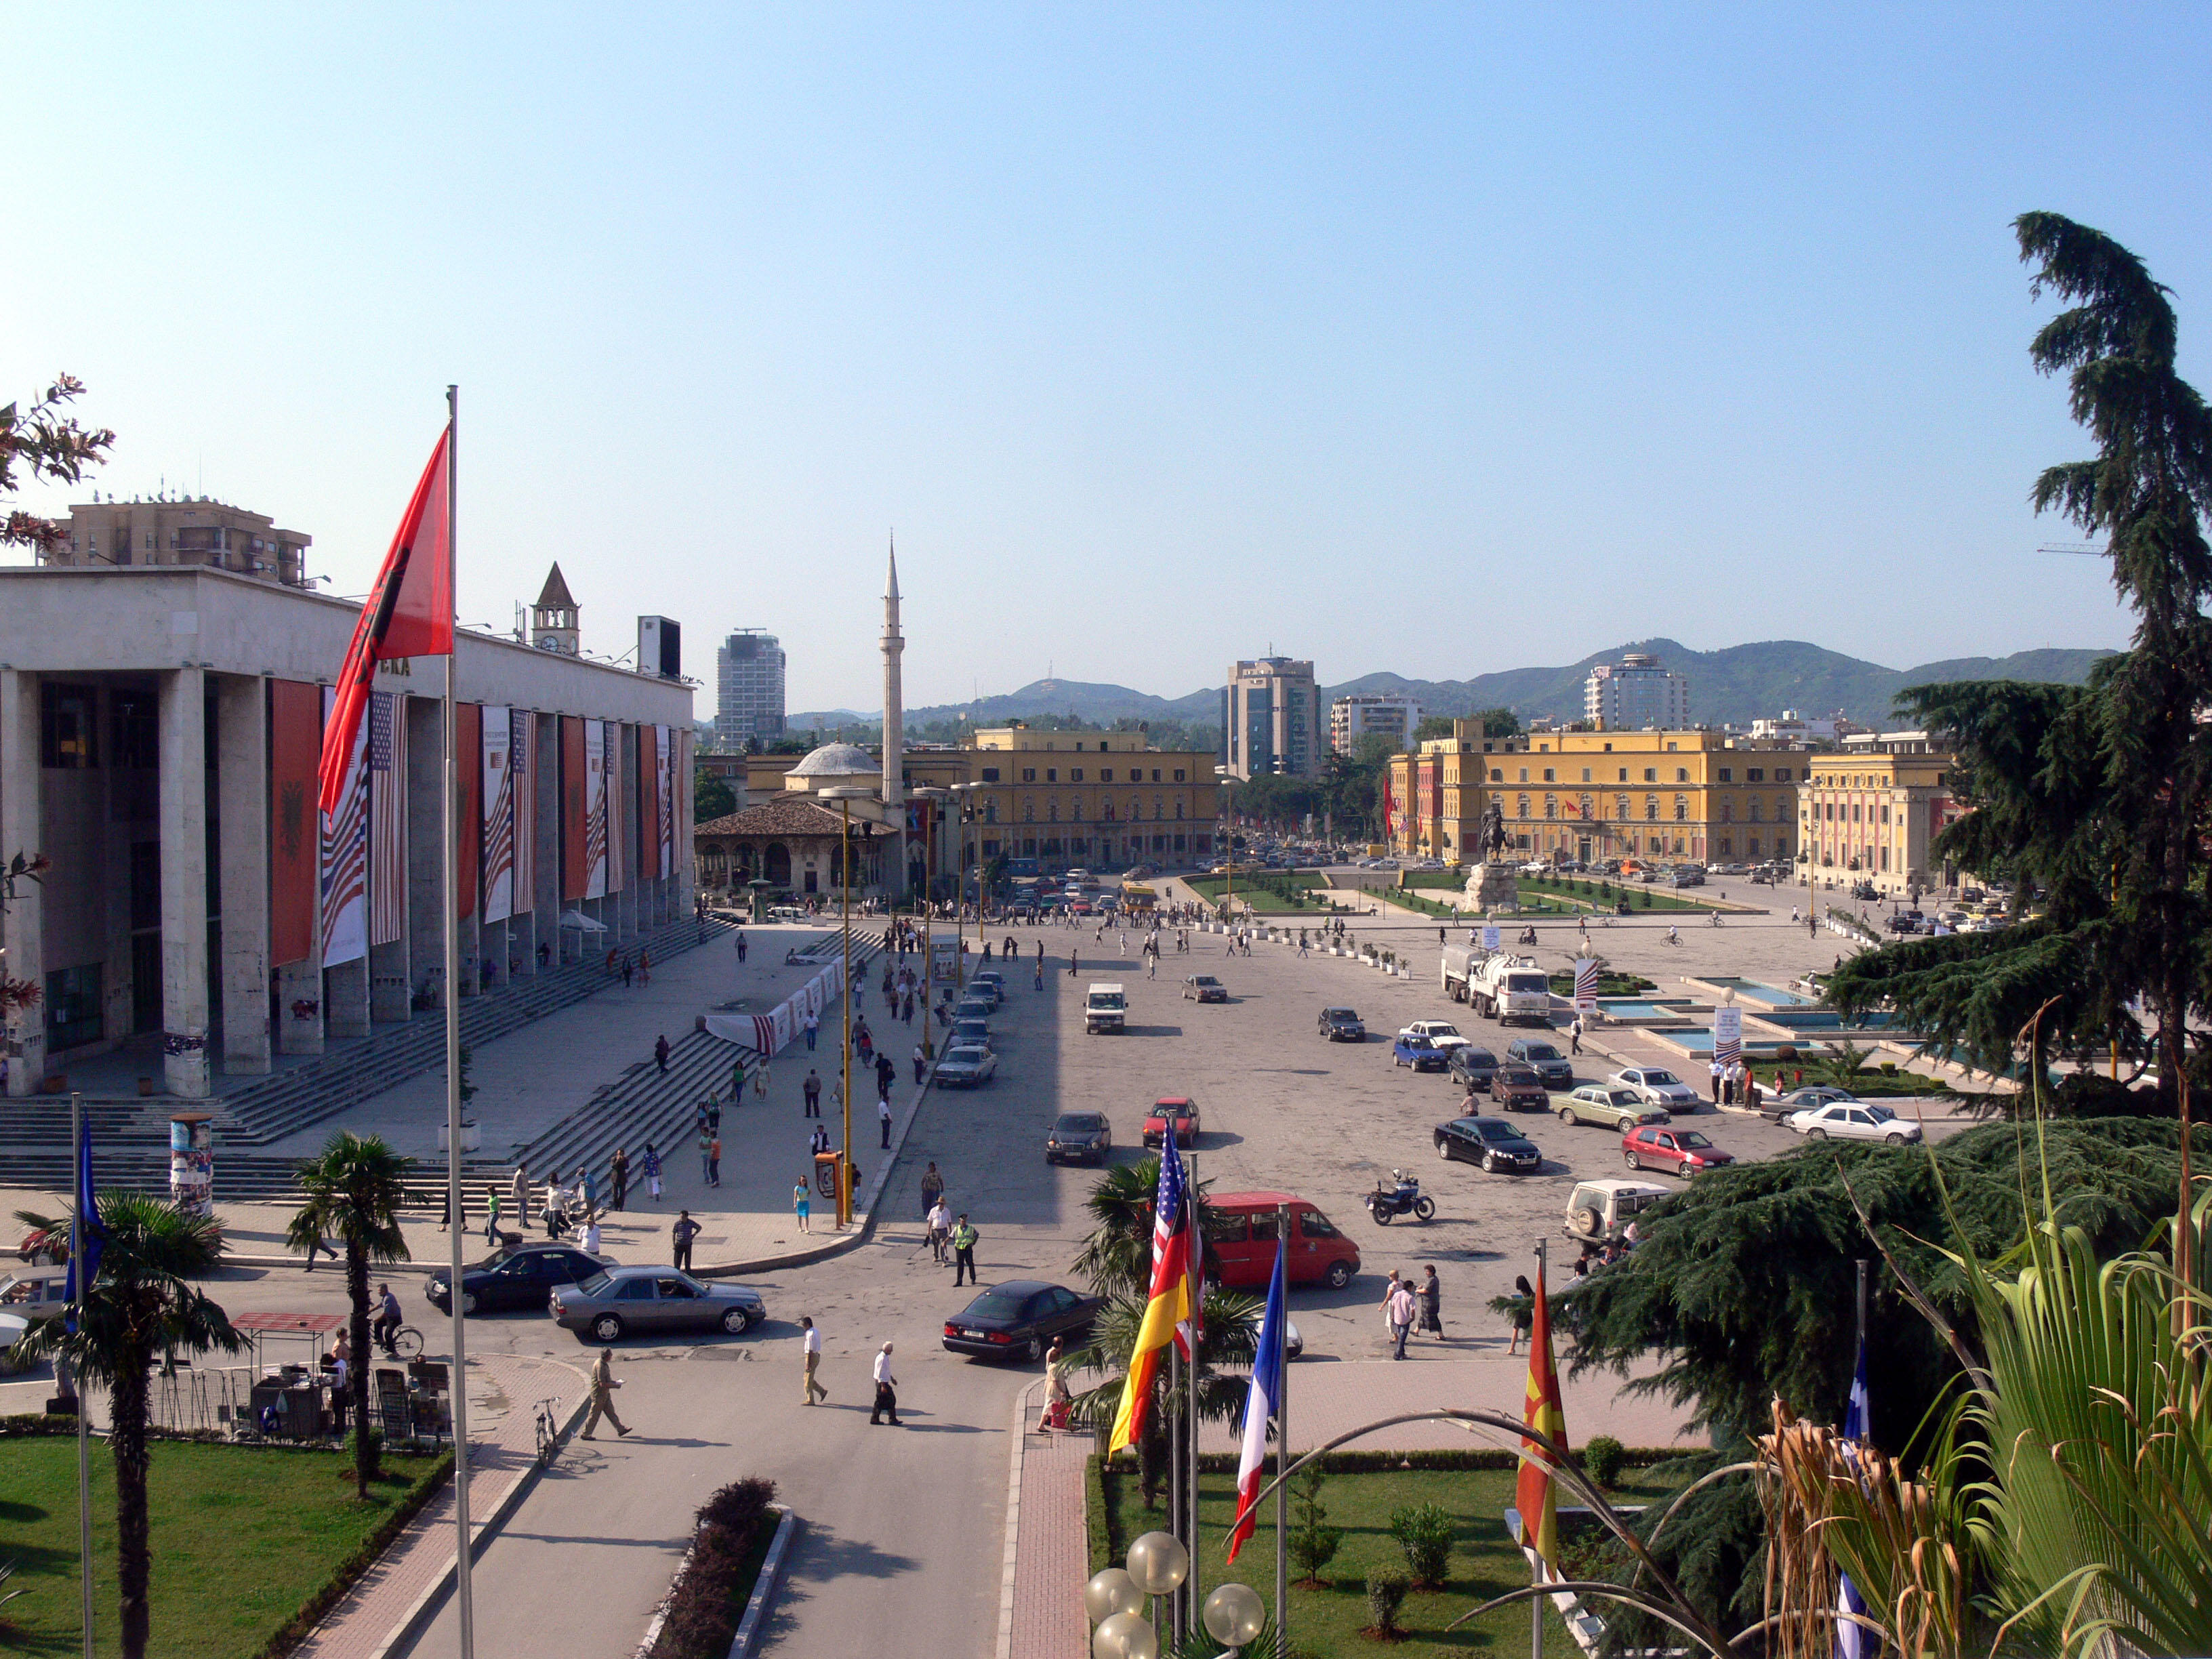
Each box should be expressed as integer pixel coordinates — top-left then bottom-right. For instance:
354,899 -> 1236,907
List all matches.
653,1477 -> 778,1658
1582,1434 -> 1626,1488
1639,886 -> 1653,907
1364,1565 -> 1410,1635
1387,1501 -> 1456,1588
1288,1465 -> 1343,1584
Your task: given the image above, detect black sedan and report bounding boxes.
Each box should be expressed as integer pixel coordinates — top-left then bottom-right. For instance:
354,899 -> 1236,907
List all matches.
1046,1111 -> 1113,1165
1448,1046 -> 1500,1089
1318,1007 -> 1366,1042
943,1279 -> 1103,1362
426,1242 -> 611,1315
1434,1115 -> 1543,1174
1504,1039 -> 1574,1089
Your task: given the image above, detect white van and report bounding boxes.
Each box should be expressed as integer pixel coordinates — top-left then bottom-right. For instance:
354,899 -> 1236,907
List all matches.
1085,983 -> 1128,1034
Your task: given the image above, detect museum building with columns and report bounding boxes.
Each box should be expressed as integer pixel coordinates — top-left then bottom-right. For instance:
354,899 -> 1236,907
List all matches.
0,562 -> 695,1100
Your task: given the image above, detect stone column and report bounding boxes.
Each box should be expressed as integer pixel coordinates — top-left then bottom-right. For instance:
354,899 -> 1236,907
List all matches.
159,668 -> 213,1099
216,674 -> 271,1075
0,670 -> 45,1097
325,958 -> 370,1038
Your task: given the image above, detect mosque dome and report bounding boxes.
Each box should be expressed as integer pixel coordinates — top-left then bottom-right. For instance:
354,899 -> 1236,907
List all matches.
786,741 -> 881,785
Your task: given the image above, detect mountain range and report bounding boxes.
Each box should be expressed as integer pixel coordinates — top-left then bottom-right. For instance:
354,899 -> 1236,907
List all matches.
787,637 -> 2114,735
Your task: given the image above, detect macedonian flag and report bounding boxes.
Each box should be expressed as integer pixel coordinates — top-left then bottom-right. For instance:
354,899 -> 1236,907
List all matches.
1107,1124 -> 1194,1454
1516,1261 -> 1568,1569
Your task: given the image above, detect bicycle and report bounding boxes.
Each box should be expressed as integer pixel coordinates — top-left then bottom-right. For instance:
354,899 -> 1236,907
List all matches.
377,1326 -> 425,1361
533,1396 -> 562,1465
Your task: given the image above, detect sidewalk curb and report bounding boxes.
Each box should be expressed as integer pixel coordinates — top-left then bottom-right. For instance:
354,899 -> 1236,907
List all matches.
731,1505 -> 801,1658
361,1357 -> 591,1659
996,1377 -> 1046,1659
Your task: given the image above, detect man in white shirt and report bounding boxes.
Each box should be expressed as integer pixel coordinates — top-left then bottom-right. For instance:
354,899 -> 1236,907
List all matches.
800,1315 -> 828,1406
1387,1280 -> 1416,1361
581,1216 -> 602,1257
926,1200 -> 951,1265
869,1341 -> 901,1425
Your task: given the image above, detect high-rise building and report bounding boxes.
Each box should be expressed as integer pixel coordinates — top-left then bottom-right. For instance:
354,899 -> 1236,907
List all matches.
715,630 -> 786,750
1584,651 -> 1690,731
1330,694 -> 1421,756
1224,657 -> 1320,780
51,495 -> 312,588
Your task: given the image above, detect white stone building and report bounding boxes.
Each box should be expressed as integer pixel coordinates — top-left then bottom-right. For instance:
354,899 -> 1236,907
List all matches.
0,565 -> 695,1100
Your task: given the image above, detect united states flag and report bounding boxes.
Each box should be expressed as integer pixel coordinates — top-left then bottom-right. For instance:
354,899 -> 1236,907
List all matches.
369,691 -> 409,946
321,689 -> 370,966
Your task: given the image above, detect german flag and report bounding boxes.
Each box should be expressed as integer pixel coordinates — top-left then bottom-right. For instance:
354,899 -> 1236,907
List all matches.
1107,1123 -> 1193,1454
1516,1261 -> 1568,1568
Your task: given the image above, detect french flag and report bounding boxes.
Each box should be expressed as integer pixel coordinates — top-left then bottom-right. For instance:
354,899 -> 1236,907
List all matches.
1225,1229 -> 1288,1563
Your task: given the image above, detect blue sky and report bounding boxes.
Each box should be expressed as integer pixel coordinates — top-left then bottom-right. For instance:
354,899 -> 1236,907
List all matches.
7,5 -> 2207,715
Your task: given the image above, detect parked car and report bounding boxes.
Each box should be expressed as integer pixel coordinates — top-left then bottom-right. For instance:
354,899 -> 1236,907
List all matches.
1206,1192 -> 1360,1290
1142,1097 -> 1202,1148
0,1268 -> 72,1326
1183,975 -> 1228,1003
1400,1020 -> 1470,1053
550,1265 -> 766,1343
1760,1084 -> 1858,1123
1433,1115 -> 1542,1173
1788,1101 -> 1925,1145
952,997 -> 996,1024
1317,1006 -> 1366,1042
12,1224 -> 66,1266
426,1242 -> 613,1316
942,1279 -> 1104,1362
1045,1111 -> 1112,1165
1563,1179 -> 1672,1242
934,1044 -> 999,1088
1490,1064 -> 1551,1113
1392,1033 -> 1450,1073
1504,1038 -> 1573,1088
1559,1084 -> 1671,1131
1621,1124 -> 1737,1178
1607,1067 -> 1701,1110
951,1017 -> 991,1048
1447,1045 -> 1501,1089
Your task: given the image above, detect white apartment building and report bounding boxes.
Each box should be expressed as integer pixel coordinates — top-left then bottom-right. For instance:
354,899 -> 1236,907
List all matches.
1584,651 -> 1690,731
1329,694 -> 1421,755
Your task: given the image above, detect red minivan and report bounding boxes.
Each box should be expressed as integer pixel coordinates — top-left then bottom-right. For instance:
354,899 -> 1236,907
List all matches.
1205,1191 -> 1360,1291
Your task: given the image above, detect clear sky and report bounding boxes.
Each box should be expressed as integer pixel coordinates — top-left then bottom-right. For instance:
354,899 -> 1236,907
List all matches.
7,5 -> 2207,716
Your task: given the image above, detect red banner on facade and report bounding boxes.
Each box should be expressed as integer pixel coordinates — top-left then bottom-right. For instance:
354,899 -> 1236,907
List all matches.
562,715 -> 588,901
270,679 -> 323,966
455,702 -> 481,920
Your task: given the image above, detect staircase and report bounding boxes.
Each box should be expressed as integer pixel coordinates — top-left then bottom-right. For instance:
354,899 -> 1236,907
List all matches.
0,916 -> 734,1203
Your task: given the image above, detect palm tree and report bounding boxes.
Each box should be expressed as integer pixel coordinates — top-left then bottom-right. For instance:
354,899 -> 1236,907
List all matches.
288,1132 -> 414,1496
9,1193 -> 243,1659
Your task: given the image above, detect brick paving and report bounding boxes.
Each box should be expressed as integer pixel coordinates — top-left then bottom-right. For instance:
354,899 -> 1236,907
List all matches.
1008,1410 -> 1094,1659
289,1351 -> 587,1659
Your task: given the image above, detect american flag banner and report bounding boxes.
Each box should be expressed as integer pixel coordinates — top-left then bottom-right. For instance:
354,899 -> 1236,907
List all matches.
584,718 -> 608,899
510,710 -> 533,920
320,686 -> 370,966
657,724 -> 674,879
480,703 -> 514,924
369,691 -> 408,945
605,722 -> 626,896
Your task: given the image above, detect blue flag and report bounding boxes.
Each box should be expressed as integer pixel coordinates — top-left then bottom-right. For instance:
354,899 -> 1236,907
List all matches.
63,1111 -> 103,1330
1835,1337 -> 1871,1659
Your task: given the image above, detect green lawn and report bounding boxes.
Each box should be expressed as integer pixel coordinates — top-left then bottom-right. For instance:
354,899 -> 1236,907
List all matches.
1515,875 -> 1715,914
1186,874 -> 1336,914
1099,1462 -> 1681,1657
0,1436 -> 444,1658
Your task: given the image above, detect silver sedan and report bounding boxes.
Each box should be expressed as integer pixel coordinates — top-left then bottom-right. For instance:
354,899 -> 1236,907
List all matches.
935,1043 -> 999,1088
549,1265 -> 766,1343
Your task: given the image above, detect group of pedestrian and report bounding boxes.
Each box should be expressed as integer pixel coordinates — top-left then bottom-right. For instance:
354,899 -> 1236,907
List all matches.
1705,1057 -> 1762,1109
1380,1265 -> 1445,1359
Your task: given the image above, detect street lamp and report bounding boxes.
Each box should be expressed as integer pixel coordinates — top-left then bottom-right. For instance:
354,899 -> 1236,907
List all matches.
823,786 -> 874,1229
1213,765 -> 1237,924
949,781 -> 979,991
912,786 -> 947,1058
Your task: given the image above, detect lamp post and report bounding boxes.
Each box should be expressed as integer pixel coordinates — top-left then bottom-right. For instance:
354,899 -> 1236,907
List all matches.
1213,766 -> 1236,925
949,782 -> 978,991
824,787 -> 874,1229
913,786 -> 946,1059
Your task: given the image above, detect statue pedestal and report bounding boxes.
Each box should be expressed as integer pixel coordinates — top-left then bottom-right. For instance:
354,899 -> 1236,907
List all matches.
1463,862 -> 1521,914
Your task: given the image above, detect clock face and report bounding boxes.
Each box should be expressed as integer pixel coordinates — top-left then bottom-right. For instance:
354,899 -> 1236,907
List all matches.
537,636 -> 561,651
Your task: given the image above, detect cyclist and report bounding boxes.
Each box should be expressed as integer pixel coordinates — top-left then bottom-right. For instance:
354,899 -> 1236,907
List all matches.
1666,924 -> 1681,947
373,1282 -> 404,1355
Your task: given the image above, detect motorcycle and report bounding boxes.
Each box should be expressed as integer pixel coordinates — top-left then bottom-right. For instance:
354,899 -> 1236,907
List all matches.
1364,1170 -> 1435,1225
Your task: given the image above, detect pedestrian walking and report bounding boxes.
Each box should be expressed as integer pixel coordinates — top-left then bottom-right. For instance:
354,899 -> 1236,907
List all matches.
804,1010 -> 819,1050
699,1127 -> 714,1185
913,1042 -> 926,1084
621,955 -> 634,989
794,1180 -> 812,1233
735,929 -> 748,964
754,1054 -> 771,1099
1568,1017 -> 1583,1057
303,1226 -> 335,1270
582,1214 -> 602,1256
731,1054 -> 747,1101
869,1342 -> 901,1425
643,1142 -> 663,1203
803,1069 -> 823,1118
920,1160 -> 945,1216
951,1213 -> 979,1286
655,1033 -> 671,1074
672,1209 -> 700,1272
926,1198 -> 951,1264
512,1164 -> 531,1229
484,1189 -> 502,1248
638,948 -> 652,985
708,1134 -> 722,1188
1417,1264 -> 1443,1339
1509,1273 -> 1535,1355
1034,956 -> 1044,991
1387,1277 -> 1416,1360
801,1316 -> 829,1404
903,993 -> 914,1025
580,1347 -> 631,1439
879,1095 -> 893,1149
1069,949 -> 1079,976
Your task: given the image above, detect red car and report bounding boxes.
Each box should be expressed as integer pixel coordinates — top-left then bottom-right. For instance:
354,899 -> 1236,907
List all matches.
1621,1124 -> 1737,1179
1142,1097 -> 1201,1149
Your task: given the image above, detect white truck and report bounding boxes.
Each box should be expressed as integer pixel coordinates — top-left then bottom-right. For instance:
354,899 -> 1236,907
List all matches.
1439,947 -> 1553,1025
1085,983 -> 1128,1034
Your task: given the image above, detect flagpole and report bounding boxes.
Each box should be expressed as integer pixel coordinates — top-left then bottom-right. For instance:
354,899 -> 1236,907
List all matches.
1186,1147 -> 1200,1643
443,384 -> 476,1659
1169,1341 -> 1182,1641
73,1090 -> 93,1659
1275,1200 -> 1289,1659
1532,1235 -> 1546,1659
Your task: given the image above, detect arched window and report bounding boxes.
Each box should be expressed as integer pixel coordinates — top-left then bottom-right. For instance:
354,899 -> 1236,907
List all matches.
1154,798 -> 1164,820
1102,800 -> 1115,821
1616,796 -> 1630,820
1174,800 -> 1183,819
1580,794 -> 1593,820
1674,796 -> 1687,823
1543,795 -> 1557,819
1072,800 -> 1085,821
1645,796 -> 1658,821
985,800 -> 998,823
1748,800 -> 1762,823
1048,801 -> 1059,823
1720,801 -> 1734,823
1517,794 -> 1530,819
1023,798 -> 1035,823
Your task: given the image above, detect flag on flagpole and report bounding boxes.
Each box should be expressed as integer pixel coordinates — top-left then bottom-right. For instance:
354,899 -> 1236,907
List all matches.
1225,1233 -> 1287,1564
1516,1261 -> 1568,1570
1107,1124 -> 1195,1454
64,1111 -> 104,1328
318,431 -> 453,814
1835,1338 -> 1873,1659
